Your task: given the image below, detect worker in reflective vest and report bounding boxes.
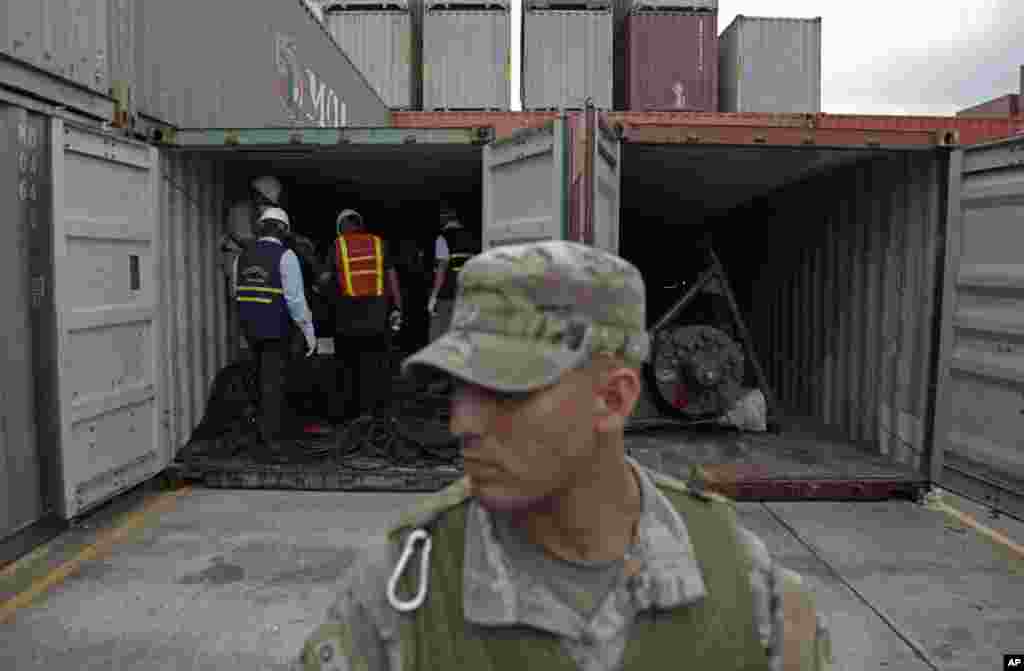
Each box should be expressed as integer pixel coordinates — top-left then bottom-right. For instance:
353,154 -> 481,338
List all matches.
234,207 -> 317,460
319,209 -> 404,423
224,176 -> 287,357
429,216 -> 477,343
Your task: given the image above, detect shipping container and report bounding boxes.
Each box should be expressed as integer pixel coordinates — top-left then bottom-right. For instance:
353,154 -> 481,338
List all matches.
623,11 -> 718,111
630,0 -> 716,8
933,136 -> 1024,520
0,0 -> 110,95
718,15 -> 822,114
816,113 -> 1024,147
393,109 -> 561,138
957,94 -> 1021,118
155,114 -> 965,506
421,0 -> 511,111
0,103 -> 60,565
325,1 -> 414,110
7,101 -> 1024,568
132,0 -> 389,129
522,8 -> 614,110
526,0 -> 612,7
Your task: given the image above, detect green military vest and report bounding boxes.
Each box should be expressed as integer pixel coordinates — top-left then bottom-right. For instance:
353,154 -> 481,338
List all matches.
388,473 -> 770,671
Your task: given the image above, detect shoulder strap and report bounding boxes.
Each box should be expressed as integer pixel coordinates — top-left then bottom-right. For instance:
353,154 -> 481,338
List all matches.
388,477 -> 472,540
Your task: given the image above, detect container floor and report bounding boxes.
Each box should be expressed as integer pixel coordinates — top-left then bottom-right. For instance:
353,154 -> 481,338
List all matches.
172,379 -> 927,500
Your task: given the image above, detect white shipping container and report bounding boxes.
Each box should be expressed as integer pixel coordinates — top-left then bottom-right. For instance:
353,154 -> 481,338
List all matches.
1,0 -> 112,95
522,9 -> 614,110
422,2 -> 511,111
326,3 -> 414,110
718,15 -> 822,114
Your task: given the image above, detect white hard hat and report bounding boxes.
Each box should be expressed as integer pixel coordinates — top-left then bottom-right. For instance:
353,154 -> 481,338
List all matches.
336,209 -> 363,233
259,207 -> 290,232
251,175 -> 283,204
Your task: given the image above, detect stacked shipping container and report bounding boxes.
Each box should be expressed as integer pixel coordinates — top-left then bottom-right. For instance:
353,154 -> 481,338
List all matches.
718,15 -> 822,114
957,94 -> 1021,118
325,1 -> 415,111
421,0 -> 511,111
522,0 -> 614,110
623,2 -> 718,111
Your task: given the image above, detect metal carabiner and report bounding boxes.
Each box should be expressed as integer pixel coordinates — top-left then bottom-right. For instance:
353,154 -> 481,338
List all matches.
386,528 -> 433,613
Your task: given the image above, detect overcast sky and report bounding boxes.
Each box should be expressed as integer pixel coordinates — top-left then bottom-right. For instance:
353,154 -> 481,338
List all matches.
508,0 -> 1023,114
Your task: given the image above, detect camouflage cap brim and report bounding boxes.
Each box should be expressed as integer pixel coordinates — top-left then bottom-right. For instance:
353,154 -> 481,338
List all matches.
401,329 -> 592,394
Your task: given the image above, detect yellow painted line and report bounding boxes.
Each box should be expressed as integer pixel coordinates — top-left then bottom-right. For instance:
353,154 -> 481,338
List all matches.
0,544 -> 52,580
931,499 -> 1024,560
0,485 -> 192,623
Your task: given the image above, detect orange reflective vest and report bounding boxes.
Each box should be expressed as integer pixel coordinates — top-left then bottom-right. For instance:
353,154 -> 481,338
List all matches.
335,233 -> 384,297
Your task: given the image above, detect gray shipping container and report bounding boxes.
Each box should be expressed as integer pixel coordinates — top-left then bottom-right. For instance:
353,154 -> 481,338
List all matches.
325,1 -> 415,110
718,15 -> 822,114
421,0 -> 511,111
0,0 -> 111,95
0,109 -> 231,537
133,0 -> 389,128
523,9 -> 614,110
0,104 -> 56,556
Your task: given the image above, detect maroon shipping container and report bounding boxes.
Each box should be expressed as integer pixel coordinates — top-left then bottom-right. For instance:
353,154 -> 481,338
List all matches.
957,94 -> 1020,118
624,11 -> 718,112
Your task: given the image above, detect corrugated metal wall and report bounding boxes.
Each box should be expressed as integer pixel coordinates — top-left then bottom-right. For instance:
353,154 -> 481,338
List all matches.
744,151 -> 947,471
718,16 -> 822,114
133,0 -> 389,129
326,9 -> 414,110
935,136 -> 1024,518
107,0 -> 135,105
0,0 -> 113,96
0,105 -> 49,541
423,8 -> 511,111
156,151 -> 230,461
522,10 -> 614,110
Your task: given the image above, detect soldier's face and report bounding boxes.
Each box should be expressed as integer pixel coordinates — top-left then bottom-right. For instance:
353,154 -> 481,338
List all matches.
450,368 -> 606,515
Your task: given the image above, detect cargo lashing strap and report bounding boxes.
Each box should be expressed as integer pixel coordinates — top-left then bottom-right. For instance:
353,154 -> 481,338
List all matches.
387,528 -> 433,613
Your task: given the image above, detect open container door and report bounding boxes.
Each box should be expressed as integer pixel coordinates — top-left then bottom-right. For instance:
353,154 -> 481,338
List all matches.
932,135 -> 1024,520
482,118 -> 570,248
161,125 -> 490,492
583,108 -> 622,255
49,120 -> 162,519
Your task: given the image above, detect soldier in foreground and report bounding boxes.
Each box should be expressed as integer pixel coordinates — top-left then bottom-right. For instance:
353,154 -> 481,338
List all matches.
296,241 -> 834,671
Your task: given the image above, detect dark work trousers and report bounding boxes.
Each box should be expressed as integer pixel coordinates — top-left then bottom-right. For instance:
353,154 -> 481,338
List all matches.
400,275 -> 430,355
247,336 -> 290,442
330,332 -> 393,421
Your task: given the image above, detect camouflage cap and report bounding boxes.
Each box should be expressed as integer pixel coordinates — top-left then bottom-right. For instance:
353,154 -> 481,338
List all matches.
402,241 -> 650,393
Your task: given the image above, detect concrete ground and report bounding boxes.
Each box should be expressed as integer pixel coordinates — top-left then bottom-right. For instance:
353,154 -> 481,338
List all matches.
1,481 -> 1021,670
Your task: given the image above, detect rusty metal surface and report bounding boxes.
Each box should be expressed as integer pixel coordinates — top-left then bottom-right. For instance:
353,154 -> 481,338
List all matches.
623,11 -> 717,112
622,123 -> 953,148
627,416 -> 928,499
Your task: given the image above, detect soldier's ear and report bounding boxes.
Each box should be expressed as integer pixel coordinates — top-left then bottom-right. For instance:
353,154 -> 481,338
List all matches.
593,364 -> 642,434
